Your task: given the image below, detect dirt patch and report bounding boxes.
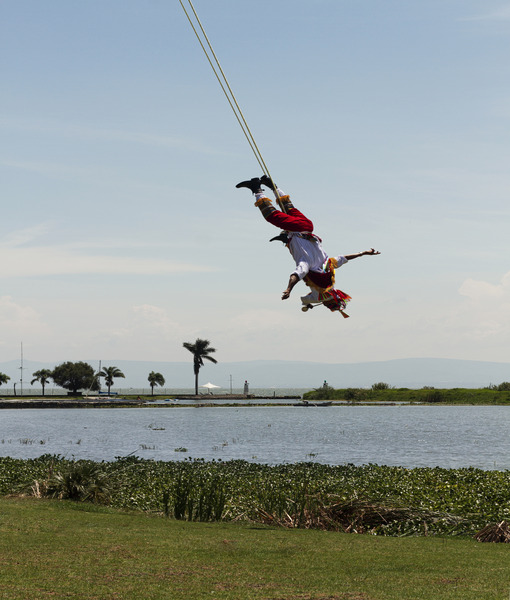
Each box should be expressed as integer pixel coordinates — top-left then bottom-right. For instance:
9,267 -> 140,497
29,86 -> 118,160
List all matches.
268,593 -> 371,600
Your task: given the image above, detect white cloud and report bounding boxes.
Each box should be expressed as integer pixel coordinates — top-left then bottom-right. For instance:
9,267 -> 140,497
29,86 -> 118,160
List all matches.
459,272 -> 510,302
228,309 -> 296,334
0,159 -> 94,179
68,303 -> 196,360
131,304 -> 187,336
0,116 -> 218,154
0,225 -> 216,277
0,296 -> 51,345
461,5 -> 510,21
2,223 -> 53,247
451,271 -> 510,343
0,245 -> 211,277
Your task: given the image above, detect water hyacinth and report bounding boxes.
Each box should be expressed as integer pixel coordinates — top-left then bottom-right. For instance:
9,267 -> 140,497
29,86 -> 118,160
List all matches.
2,456 -> 510,537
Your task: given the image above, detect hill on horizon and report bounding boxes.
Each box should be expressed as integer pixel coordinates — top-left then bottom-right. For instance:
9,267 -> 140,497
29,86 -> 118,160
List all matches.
1,357 -> 510,392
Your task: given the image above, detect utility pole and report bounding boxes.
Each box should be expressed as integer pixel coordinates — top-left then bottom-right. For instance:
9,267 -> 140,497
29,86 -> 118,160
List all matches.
19,342 -> 24,396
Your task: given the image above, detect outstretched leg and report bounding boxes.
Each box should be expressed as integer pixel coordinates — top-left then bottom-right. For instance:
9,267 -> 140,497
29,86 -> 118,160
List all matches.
236,177 -> 314,232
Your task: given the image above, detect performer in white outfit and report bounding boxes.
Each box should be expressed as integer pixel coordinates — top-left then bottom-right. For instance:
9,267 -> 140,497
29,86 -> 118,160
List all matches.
236,176 -> 380,315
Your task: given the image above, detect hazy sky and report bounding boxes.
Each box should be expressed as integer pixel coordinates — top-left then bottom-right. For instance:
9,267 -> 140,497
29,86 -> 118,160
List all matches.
2,0 -> 510,366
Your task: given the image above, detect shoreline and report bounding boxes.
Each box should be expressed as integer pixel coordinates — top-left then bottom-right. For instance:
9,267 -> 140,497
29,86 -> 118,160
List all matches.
0,397 -> 507,408
0,395 -> 301,409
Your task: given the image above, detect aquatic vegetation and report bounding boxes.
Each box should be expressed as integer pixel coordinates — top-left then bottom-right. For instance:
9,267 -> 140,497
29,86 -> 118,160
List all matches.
257,496 -> 466,536
18,438 -> 46,445
2,456 -> 510,536
170,467 -> 226,521
25,459 -> 114,503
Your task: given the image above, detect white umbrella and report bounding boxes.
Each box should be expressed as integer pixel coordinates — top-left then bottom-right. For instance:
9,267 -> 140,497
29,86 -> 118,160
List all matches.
200,382 -> 221,394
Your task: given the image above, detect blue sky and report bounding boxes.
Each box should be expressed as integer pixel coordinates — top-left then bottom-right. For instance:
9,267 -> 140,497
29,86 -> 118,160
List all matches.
2,0 -> 510,367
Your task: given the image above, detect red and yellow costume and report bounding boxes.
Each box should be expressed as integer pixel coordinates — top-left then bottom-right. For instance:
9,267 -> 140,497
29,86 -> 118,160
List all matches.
255,190 -> 351,315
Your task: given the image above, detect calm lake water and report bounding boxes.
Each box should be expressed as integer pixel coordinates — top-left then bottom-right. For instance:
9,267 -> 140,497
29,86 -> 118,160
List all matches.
0,405 -> 509,470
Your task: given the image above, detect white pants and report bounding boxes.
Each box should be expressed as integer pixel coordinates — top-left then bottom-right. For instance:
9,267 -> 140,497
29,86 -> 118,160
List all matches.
300,289 -> 320,305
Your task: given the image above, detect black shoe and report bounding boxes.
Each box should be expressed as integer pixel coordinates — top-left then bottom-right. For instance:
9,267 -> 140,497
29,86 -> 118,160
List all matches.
260,175 -> 276,189
235,177 -> 262,193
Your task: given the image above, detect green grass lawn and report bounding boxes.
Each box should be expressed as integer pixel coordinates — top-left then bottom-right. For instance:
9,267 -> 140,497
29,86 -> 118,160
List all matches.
0,497 -> 509,600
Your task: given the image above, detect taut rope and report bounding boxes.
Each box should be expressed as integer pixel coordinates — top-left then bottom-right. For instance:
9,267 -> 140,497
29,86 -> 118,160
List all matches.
179,0 -> 284,208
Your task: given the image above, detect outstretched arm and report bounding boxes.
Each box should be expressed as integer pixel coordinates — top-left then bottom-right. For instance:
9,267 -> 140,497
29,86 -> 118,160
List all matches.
282,274 -> 299,300
344,248 -> 381,261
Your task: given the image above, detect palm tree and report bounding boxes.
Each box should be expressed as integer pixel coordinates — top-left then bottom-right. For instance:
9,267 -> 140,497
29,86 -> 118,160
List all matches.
0,373 -> 10,387
31,369 -> 53,396
98,366 -> 125,396
148,371 -> 165,396
183,338 -> 218,395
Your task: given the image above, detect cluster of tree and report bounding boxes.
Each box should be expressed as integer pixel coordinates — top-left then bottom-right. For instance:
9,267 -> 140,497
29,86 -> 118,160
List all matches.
486,382 -> 510,391
0,363 -> 129,396
0,338 -> 218,396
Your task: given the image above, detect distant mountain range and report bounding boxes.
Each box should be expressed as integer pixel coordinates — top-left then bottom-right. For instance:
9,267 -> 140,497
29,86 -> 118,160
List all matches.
1,357 -> 510,391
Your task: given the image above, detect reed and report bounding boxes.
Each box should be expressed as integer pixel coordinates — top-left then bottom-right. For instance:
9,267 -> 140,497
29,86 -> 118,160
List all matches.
474,521 -> 510,543
171,469 -> 226,521
258,495 -> 466,536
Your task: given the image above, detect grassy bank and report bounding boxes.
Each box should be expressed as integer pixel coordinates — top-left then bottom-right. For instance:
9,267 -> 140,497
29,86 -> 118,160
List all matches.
0,497 -> 508,600
304,387 -> 510,404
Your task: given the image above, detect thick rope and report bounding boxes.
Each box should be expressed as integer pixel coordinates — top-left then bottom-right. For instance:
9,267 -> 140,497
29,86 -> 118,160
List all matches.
179,0 -> 284,209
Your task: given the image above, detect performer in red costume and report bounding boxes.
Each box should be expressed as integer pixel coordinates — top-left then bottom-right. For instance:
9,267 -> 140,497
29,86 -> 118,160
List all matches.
236,176 -> 380,316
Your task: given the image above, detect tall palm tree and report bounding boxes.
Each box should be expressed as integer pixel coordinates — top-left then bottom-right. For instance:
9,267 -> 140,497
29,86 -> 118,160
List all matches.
98,366 -> 125,396
148,371 -> 165,396
0,373 -> 10,387
183,338 -> 218,395
31,369 -> 53,396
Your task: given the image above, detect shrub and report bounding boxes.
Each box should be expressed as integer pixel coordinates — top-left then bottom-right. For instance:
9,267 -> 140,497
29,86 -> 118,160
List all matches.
344,388 -> 370,402
371,382 -> 391,390
424,390 -> 444,403
311,383 -> 335,400
344,388 -> 358,401
29,461 -> 114,504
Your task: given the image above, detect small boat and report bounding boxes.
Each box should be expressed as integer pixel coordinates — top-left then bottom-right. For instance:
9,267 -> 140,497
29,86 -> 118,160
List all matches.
293,400 -> 332,407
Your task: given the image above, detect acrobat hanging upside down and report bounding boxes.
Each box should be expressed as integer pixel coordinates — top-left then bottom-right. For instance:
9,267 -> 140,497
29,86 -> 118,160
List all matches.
236,176 -> 380,317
